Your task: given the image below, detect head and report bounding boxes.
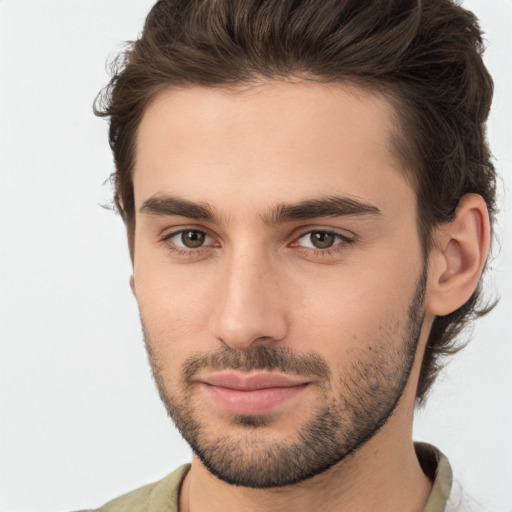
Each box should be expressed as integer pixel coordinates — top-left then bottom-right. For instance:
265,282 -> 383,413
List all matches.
95,0 -> 495,487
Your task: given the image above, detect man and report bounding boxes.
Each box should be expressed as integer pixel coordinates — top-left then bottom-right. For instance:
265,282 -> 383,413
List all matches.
88,0 -> 496,510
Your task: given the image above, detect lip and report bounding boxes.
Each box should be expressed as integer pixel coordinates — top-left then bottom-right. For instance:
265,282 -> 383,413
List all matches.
199,372 -> 310,415
201,372 -> 310,390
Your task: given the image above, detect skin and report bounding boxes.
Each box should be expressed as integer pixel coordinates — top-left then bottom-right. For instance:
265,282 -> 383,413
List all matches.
131,81 -> 490,512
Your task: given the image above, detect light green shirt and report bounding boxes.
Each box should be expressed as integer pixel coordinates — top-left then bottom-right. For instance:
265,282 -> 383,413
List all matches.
80,443 -> 478,512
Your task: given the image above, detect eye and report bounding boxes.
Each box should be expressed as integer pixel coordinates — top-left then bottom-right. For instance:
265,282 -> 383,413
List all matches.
167,229 -> 212,249
296,230 -> 348,249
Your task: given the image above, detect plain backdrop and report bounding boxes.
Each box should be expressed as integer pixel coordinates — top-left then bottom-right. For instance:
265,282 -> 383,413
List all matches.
0,1 -> 510,511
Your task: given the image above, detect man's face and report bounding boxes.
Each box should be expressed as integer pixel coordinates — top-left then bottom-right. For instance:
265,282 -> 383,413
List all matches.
132,81 -> 428,487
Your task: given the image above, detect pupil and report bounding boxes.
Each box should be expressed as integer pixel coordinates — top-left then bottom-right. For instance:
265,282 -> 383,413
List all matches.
311,231 -> 335,249
182,230 -> 205,248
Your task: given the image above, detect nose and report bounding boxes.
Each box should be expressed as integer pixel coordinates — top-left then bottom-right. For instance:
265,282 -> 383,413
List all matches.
212,248 -> 288,351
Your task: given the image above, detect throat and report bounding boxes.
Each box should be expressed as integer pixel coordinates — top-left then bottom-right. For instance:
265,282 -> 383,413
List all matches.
180,440 -> 433,512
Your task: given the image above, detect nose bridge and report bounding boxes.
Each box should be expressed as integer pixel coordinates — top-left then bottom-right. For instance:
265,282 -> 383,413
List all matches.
213,241 -> 287,350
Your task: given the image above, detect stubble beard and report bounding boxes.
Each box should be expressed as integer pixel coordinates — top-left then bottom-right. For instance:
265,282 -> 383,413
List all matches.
143,269 -> 427,488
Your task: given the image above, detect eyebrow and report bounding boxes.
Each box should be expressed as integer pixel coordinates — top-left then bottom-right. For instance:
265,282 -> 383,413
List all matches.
140,194 -> 381,224
263,196 -> 382,225
140,195 -> 219,223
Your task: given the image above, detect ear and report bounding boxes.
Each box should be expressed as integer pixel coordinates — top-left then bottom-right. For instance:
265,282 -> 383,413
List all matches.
426,193 -> 491,316
129,275 -> 136,296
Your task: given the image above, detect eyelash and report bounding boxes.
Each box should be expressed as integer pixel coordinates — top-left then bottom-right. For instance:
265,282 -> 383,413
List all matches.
160,229 -> 215,257
292,230 -> 353,257
160,228 -> 354,258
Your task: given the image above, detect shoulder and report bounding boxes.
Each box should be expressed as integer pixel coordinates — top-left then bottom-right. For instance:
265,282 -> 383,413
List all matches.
73,464 -> 191,512
414,443 -> 493,512
445,480 -> 494,512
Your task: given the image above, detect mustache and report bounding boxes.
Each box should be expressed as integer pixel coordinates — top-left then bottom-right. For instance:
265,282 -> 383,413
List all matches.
182,345 -> 331,385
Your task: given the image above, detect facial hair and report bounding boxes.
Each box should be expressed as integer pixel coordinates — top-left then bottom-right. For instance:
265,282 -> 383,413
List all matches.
143,268 -> 427,488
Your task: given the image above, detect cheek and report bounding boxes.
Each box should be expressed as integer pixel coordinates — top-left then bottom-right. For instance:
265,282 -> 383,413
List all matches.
137,279 -> 215,345
133,247 -> 218,355
290,258 -> 421,355
136,277 -> 215,392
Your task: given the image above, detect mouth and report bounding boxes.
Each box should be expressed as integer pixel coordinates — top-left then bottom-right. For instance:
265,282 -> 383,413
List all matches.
198,372 -> 311,415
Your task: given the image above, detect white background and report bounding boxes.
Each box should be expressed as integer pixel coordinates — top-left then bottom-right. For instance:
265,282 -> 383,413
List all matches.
0,1 -> 510,511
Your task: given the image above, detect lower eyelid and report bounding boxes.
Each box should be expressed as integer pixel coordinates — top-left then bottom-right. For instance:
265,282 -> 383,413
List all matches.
295,231 -> 349,246
162,230 -> 219,252
161,229 -> 351,254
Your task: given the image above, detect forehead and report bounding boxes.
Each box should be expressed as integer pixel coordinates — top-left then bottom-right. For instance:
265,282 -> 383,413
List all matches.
133,80 -> 414,217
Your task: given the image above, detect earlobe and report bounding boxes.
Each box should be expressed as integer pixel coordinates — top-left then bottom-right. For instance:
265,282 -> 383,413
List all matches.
426,194 -> 490,316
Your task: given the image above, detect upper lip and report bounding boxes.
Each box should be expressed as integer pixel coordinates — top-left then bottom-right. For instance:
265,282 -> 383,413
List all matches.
199,372 -> 310,390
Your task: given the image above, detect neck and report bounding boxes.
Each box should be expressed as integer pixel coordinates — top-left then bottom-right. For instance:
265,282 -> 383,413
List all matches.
179,419 -> 432,512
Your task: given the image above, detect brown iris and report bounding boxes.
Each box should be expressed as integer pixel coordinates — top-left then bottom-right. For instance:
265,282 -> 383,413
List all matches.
310,231 -> 336,249
181,230 -> 205,248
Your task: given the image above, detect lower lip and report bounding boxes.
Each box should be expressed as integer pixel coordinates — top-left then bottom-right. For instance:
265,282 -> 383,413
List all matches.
202,383 -> 308,415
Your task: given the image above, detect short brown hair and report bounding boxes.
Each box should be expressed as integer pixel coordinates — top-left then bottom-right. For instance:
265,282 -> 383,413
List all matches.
94,0 -> 496,403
